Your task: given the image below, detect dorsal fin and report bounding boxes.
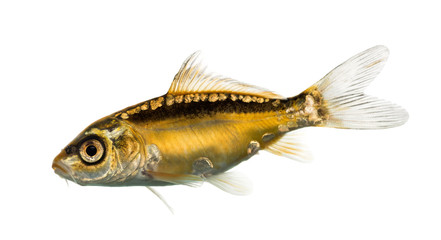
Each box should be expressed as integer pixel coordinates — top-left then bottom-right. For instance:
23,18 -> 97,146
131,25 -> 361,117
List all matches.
168,51 -> 285,99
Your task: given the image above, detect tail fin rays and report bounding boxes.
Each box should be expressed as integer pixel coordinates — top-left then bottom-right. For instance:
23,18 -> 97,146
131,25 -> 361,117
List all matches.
315,45 -> 408,129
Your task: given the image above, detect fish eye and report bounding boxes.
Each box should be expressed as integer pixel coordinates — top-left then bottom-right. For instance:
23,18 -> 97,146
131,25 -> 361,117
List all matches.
79,139 -> 104,163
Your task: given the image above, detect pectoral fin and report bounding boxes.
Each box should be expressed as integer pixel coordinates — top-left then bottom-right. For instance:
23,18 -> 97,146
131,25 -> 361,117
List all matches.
146,171 -> 204,187
146,186 -> 174,214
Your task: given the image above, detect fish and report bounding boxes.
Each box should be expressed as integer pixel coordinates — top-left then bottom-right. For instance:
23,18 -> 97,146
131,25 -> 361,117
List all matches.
52,45 -> 408,196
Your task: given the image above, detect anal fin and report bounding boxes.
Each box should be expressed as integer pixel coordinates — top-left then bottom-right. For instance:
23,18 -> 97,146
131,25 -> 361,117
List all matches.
265,130 -> 312,162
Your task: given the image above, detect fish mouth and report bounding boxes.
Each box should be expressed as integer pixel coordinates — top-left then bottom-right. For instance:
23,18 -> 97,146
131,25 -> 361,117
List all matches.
52,161 -> 67,174
52,152 -> 74,181
52,161 -> 72,180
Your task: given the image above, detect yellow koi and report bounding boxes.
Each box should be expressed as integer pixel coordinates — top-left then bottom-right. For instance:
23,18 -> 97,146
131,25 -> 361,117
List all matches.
53,46 -> 408,196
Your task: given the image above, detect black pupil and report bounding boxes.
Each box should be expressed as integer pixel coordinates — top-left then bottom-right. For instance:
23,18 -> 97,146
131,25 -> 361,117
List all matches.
86,145 -> 97,157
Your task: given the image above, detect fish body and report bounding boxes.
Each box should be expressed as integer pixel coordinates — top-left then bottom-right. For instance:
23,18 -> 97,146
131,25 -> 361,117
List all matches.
53,46 -> 408,194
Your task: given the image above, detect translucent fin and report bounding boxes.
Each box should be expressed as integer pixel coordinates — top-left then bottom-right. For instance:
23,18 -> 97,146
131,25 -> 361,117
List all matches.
315,45 -> 408,129
265,131 -> 312,162
147,171 -> 204,187
146,187 -> 174,214
168,51 -> 285,99
207,172 -> 253,196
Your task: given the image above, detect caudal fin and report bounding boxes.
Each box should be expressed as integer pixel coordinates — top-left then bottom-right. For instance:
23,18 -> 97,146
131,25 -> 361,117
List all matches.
314,45 -> 408,129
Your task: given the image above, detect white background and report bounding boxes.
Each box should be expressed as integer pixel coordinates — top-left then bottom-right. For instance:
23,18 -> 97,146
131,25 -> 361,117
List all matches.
0,1 -> 439,239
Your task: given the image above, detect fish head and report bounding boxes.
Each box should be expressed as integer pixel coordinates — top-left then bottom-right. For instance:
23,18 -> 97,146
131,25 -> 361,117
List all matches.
52,117 -> 145,186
